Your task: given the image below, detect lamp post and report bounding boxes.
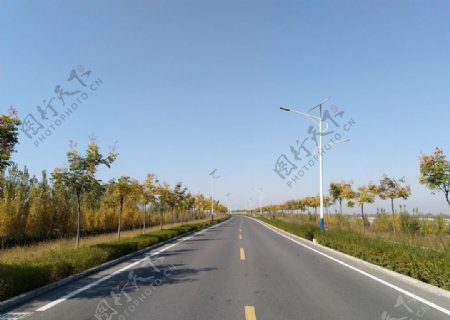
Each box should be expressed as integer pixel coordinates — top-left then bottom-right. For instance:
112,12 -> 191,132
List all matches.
280,97 -> 330,231
226,193 -> 231,215
258,188 -> 263,216
209,169 -> 220,221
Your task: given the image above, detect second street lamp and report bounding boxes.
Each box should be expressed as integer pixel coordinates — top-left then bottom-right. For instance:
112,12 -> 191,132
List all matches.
209,169 -> 220,221
280,97 -> 330,231
258,188 -> 263,216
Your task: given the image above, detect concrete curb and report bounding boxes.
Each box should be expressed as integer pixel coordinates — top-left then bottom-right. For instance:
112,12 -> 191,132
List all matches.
0,218 -> 230,312
252,217 -> 450,300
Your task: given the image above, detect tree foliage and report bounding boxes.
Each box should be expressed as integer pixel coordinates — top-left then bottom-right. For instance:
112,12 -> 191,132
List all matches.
419,147 -> 450,207
378,175 -> 411,236
0,108 -> 21,172
51,140 -> 118,248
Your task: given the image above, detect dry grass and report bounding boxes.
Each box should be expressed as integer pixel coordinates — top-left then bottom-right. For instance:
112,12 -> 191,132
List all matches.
0,218 -> 210,263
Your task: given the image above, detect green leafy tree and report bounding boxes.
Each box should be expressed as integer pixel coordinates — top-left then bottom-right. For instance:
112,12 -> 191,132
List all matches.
183,192 -> 195,223
194,193 -> 207,219
378,175 -> 411,236
0,108 -> 21,173
140,173 -> 158,232
52,140 -> 117,248
155,182 -> 171,229
355,184 -> 378,233
329,181 -> 354,229
109,176 -> 139,241
419,148 -> 450,208
0,165 -> 33,244
323,195 -> 334,215
173,182 -> 187,223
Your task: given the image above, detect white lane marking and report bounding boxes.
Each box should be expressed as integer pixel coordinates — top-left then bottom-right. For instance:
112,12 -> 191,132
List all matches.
36,218 -> 231,312
254,219 -> 450,317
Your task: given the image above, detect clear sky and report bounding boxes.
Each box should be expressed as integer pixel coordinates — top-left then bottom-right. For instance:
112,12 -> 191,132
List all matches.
1,0 -> 449,214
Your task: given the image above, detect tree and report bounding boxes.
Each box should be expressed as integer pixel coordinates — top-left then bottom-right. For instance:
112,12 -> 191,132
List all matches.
173,182 -> 187,223
0,107 -> 21,173
419,147 -> 450,208
140,173 -> 158,232
183,192 -> 195,223
378,175 -> 411,236
155,182 -> 171,229
355,184 -> 378,233
323,196 -> 334,215
194,194 -> 207,219
52,140 -> 117,248
329,181 -> 354,229
109,176 -> 139,241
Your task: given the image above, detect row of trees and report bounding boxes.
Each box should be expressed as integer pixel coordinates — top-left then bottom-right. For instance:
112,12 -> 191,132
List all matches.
0,143 -> 227,248
258,176 -> 411,234
0,109 -> 227,248
258,147 -> 450,235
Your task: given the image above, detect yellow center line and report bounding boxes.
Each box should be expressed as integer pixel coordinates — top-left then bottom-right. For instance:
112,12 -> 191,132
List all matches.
240,247 -> 246,260
244,306 -> 256,320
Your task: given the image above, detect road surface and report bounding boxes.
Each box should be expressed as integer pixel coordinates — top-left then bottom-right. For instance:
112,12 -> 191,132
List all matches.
2,216 -> 450,320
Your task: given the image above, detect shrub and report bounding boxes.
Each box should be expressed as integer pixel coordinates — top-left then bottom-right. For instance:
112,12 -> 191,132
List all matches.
259,217 -> 450,291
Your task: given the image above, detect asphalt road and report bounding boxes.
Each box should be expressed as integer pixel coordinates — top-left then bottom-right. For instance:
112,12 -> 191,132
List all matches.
3,216 -> 450,320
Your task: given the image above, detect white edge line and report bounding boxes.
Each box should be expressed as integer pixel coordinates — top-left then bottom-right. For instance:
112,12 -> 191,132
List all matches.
253,218 -> 450,317
36,218 -> 231,312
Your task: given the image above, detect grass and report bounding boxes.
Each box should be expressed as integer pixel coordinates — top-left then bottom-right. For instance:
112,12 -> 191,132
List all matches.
0,217 -> 228,302
277,214 -> 450,251
0,219 -> 209,264
258,217 -> 450,291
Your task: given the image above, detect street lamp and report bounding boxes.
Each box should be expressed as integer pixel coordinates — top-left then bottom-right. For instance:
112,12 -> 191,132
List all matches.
247,197 -> 253,216
209,169 -> 220,221
280,97 -> 330,231
226,193 -> 231,215
257,188 -> 263,216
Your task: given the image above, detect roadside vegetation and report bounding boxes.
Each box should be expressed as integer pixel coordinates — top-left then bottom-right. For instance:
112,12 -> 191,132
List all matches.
255,147 -> 450,290
0,217 -> 228,301
0,108 -> 230,301
259,216 -> 450,291
0,110 -> 227,249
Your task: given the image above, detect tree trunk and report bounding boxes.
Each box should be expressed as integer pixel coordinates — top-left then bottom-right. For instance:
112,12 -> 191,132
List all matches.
391,198 -> 397,236
160,208 -> 163,230
445,190 -> 450,207
143,203 -> 146,233
76,192 -> 81,249
339,199 -> 343,230
118,198 -> 123,241
361,203 -> 365,233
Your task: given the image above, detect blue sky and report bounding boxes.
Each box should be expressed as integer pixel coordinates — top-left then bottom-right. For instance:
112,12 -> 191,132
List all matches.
1,0 -> 449,214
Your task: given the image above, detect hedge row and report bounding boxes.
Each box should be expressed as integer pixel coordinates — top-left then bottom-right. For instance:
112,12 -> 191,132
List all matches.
259,217 -> 319,240
0,218 -> 227,301
258,217 -> 450,291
